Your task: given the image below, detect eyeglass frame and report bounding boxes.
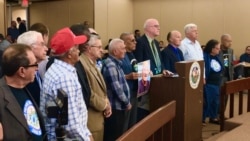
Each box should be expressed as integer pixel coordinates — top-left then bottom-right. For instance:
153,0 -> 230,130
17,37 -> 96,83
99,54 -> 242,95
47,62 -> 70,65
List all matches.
31,42 -> 47,47
22,62 -> 39,68
91,45 -> 103,49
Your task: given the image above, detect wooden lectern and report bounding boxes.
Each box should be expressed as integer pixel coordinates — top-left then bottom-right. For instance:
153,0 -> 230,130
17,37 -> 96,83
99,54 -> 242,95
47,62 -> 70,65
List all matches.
149,60 -> 204,141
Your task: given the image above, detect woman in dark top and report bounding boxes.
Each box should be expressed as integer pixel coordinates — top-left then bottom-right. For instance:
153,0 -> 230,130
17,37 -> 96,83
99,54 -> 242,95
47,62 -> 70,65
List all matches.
202,39 -> 223,125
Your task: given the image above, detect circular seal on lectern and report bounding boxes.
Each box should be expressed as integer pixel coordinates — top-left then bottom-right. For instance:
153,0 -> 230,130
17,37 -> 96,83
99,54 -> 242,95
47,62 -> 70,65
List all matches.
189,61 -> 201,89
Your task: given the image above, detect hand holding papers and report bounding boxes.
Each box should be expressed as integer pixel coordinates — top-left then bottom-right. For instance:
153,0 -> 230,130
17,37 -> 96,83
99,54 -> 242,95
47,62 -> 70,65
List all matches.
137,60 -> 151,97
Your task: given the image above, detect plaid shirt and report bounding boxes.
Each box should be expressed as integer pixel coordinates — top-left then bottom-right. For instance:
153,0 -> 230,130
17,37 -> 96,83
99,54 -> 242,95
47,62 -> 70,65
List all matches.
102,56 -> 130,110
40,59 -> 91,141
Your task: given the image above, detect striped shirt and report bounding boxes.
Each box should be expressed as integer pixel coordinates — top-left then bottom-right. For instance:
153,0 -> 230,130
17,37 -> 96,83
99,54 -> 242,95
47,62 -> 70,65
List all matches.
102,56 -> 130,110
40,59 -> 91,141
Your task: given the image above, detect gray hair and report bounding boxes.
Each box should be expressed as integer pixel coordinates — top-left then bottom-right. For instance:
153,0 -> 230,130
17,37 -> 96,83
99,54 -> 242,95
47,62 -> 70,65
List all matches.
120,32 -> 133,41
143,18 -> 156,29
184,23 -> 197,34
17,31 -> 43,46
88,34 -> 101,46
108,38 -> 124,54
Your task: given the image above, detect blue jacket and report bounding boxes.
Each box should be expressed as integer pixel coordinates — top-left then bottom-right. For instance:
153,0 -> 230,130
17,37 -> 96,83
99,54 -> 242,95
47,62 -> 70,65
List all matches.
204,52 -> 224,82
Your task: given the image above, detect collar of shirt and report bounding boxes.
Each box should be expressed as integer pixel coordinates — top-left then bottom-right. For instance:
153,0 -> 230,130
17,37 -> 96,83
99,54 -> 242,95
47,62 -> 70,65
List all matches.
184,37 -> 197,45
169,44 -> 178,52
54,59 -> 76,73
145,34 -> 154,43
109,55 -> 123,67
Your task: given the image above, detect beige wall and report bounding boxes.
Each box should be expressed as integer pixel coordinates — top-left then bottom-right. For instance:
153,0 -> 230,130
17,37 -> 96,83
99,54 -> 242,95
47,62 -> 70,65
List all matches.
29,0 -> 94,39
0,0 -> 6,35
11,7 -> 26,22
133,0 -> 250,58
94,0 -> 134,46
3,0 -> 250,58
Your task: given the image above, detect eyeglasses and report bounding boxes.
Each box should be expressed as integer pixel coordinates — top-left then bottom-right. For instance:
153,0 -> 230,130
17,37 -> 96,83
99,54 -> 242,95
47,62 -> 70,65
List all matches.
149,25 -> 160,28
91,45 -> 102,49
31,42 -> 46,47
23,63 -> 39,68
130,39 -> 136,43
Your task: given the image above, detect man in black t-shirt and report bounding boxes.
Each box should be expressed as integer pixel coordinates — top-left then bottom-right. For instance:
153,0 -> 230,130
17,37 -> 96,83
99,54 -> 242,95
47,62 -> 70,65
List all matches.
0,44 -> 47,141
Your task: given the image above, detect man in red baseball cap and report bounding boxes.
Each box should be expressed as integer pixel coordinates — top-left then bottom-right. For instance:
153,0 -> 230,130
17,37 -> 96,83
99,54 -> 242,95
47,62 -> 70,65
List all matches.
50,27 -> 87,55
40,27 -> 93,141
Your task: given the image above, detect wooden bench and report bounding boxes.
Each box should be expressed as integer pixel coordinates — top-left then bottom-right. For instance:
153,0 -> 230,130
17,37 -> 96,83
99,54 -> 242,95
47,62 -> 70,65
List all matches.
220,77 -> 250,131
116,100 -> 176,141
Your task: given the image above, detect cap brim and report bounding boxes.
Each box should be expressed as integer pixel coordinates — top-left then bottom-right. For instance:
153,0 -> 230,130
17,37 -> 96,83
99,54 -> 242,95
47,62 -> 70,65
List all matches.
74,35 -> 87,45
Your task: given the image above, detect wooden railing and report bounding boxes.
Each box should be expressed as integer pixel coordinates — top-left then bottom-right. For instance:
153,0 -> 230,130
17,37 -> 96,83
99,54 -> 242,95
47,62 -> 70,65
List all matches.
116,100 -> 176,141
220,77 -> 250,131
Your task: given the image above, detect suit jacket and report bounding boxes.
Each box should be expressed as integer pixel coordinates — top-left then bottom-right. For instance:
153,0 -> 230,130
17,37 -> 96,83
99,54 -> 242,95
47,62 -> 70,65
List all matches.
79,54 -> 107,134
18,22 -> 27,35
75,61 -> 91,108
133,34 -> 163,75
161,44 -> 184,73
219,48 -> 234,80
0,78 -> 47,141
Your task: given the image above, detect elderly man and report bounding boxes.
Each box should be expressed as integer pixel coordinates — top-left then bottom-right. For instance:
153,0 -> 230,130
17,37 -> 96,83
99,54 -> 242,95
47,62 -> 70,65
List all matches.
134,18 -> 162,75
133,18 -> 163,121
40,27 -> 93,141
17,31 -> 48,107
161,30 -> 184,73
0,44 -> 47,140
120,32 -> 139,128
78,33 -> 112,141
179,23 -> 203,61
102,38 -> 131,141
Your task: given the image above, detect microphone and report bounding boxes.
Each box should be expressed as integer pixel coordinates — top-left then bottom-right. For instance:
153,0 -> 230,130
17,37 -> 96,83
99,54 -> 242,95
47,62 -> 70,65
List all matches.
130,59 -> 138,72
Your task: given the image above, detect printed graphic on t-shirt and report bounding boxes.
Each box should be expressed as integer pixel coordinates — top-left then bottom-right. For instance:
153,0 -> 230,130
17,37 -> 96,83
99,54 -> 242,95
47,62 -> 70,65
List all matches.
23,100 -> 42,136
211,59 -> 221,72
223,54 -> 229,67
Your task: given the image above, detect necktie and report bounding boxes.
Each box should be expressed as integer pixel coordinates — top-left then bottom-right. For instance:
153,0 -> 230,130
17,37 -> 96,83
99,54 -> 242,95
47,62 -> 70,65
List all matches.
151,40 -> 161,73
36,72 -> 42,89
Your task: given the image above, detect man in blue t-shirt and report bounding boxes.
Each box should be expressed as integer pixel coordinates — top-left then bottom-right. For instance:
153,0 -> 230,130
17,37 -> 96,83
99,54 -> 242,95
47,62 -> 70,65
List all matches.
0,44 -> 47,140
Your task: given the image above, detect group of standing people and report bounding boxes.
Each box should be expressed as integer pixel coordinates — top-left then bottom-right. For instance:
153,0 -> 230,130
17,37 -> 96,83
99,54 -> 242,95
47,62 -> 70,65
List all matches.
6,17 -> 27,44
0,16 -> 246,141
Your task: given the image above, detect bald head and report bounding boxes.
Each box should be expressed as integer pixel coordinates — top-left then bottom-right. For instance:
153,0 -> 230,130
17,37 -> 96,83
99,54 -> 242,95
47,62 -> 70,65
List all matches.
221,34 -> 232,49
167,30 -> 182,47
143,18 -> 160,38
120,32 -> 136,52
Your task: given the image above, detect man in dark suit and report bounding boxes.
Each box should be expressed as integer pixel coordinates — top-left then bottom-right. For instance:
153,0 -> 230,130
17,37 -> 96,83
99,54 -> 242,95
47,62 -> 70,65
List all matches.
134,18 -> 163,75
133,18 -> 163,121
16,17 -> 27,35
17,31 -> 48,107
0,44 -> 47,141
161,30 -> 184,73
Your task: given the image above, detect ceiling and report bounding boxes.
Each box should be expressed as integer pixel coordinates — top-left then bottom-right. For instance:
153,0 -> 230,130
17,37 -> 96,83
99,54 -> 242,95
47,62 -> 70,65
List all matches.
6,0 -> 58,4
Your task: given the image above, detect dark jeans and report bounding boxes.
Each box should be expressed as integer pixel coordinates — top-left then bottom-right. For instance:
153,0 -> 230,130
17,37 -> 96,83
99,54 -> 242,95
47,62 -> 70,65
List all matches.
104,109 -> 130,141
203,84 -> 220,121
128,91 -> 138,128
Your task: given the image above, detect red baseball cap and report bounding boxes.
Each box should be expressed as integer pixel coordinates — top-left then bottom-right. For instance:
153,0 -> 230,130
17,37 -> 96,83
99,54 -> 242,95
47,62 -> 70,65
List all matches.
50,27 -> 87,55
